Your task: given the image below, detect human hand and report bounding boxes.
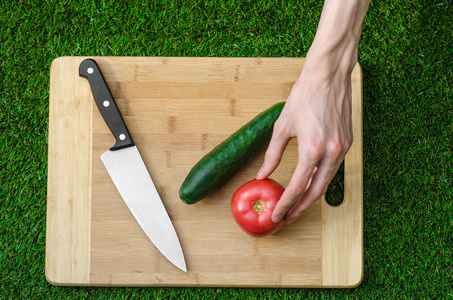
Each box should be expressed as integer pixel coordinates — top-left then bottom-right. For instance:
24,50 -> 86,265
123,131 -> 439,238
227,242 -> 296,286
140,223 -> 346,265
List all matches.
255,0 -> 369,224
256,58 -> 354,224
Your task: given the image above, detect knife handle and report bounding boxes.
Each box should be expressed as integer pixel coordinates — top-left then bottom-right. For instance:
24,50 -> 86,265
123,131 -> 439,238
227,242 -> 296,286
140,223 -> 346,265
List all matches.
79,58 -> 134,151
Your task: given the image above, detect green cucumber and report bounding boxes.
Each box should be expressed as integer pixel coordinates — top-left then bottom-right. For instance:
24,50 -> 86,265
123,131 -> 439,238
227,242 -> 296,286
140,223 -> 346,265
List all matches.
179,101 -> 285,204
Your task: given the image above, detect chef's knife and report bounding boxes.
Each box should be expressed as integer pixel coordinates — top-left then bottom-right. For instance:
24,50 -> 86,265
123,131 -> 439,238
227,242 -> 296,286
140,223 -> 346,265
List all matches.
79,58 -> 186,272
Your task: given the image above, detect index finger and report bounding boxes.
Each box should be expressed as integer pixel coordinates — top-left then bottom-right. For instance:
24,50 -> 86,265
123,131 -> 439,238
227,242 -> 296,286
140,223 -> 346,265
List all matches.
271,160 -> 316,223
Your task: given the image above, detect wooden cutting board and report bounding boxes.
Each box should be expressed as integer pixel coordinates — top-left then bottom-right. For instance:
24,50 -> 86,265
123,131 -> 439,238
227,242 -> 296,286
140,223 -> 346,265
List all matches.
46,56 -> 363,287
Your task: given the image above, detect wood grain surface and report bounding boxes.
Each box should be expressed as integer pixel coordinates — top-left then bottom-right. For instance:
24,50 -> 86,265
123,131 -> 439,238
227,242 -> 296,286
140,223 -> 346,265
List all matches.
46,56 -> 362,287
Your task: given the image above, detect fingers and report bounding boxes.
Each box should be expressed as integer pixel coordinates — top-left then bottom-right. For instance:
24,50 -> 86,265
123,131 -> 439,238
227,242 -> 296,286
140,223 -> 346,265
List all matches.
284,142 -> 349,223
271,156 -> 318,223
285,160 -> 338,223
271,137 -> 350,224
256,120 -> 290,180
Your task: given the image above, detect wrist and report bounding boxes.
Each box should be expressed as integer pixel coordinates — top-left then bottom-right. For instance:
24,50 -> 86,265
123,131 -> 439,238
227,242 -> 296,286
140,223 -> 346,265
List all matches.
304,37 -> 358,78
301,0 -> 369,78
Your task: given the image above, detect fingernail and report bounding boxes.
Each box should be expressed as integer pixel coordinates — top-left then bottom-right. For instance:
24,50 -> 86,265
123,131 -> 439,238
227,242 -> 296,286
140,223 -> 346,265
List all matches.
286,218 -> 295,224
256,166 -> 265,179
272,214 -> 282,223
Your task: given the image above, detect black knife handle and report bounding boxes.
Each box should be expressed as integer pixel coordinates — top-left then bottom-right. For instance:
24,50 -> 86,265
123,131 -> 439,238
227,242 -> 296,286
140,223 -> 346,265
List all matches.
79,58 -> 134,151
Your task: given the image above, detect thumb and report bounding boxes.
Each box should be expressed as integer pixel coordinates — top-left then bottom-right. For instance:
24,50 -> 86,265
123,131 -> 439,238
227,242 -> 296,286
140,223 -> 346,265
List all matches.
256,131 -> 289,180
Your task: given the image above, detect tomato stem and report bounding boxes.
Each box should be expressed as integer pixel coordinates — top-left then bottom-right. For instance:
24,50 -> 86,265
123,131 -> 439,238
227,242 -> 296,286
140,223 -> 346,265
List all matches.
252,200 -> 265,214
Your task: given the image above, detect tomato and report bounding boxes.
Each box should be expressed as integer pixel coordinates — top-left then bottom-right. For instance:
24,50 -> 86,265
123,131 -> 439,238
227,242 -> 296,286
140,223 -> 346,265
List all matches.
231,178 -> 285,237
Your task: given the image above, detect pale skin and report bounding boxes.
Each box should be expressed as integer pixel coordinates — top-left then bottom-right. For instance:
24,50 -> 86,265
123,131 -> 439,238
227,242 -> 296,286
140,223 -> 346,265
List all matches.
256,0 -> 371,224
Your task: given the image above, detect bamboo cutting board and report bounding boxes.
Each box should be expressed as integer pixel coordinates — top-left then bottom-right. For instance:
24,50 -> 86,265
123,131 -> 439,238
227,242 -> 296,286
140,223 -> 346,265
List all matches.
46,56 -> 362,287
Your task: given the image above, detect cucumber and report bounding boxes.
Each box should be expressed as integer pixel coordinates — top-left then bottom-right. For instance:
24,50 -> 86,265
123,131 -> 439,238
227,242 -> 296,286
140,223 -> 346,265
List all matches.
179,101 -> 285,204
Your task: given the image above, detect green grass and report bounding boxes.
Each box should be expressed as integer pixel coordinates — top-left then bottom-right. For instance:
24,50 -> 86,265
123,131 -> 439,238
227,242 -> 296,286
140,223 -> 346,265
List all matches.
1,0 -> 452,298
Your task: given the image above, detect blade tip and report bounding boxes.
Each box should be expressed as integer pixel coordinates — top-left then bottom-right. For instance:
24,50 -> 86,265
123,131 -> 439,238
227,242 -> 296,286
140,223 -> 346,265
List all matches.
178,263 -> 187,273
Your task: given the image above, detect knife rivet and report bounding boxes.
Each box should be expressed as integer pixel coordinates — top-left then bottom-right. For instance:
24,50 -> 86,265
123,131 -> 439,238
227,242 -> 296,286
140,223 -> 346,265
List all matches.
87,67 -> 94,74
119,134 -> 126,140
103,100 -> 110,107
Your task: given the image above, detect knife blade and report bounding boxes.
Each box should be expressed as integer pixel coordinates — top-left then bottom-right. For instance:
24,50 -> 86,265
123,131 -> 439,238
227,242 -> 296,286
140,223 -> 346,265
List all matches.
79,58 -> 186,272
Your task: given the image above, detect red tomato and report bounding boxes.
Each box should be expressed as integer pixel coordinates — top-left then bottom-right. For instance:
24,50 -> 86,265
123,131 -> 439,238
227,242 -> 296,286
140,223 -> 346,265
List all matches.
231,178 -> 285,237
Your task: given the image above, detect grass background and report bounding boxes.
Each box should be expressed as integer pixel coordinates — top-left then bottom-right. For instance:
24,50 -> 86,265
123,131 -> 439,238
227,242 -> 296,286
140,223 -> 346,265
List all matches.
1,0 -> 452,298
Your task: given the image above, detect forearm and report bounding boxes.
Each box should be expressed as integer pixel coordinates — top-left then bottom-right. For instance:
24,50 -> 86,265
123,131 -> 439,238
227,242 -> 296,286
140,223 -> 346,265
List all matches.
261,0 -> 370,223
305,0 -> 370,76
